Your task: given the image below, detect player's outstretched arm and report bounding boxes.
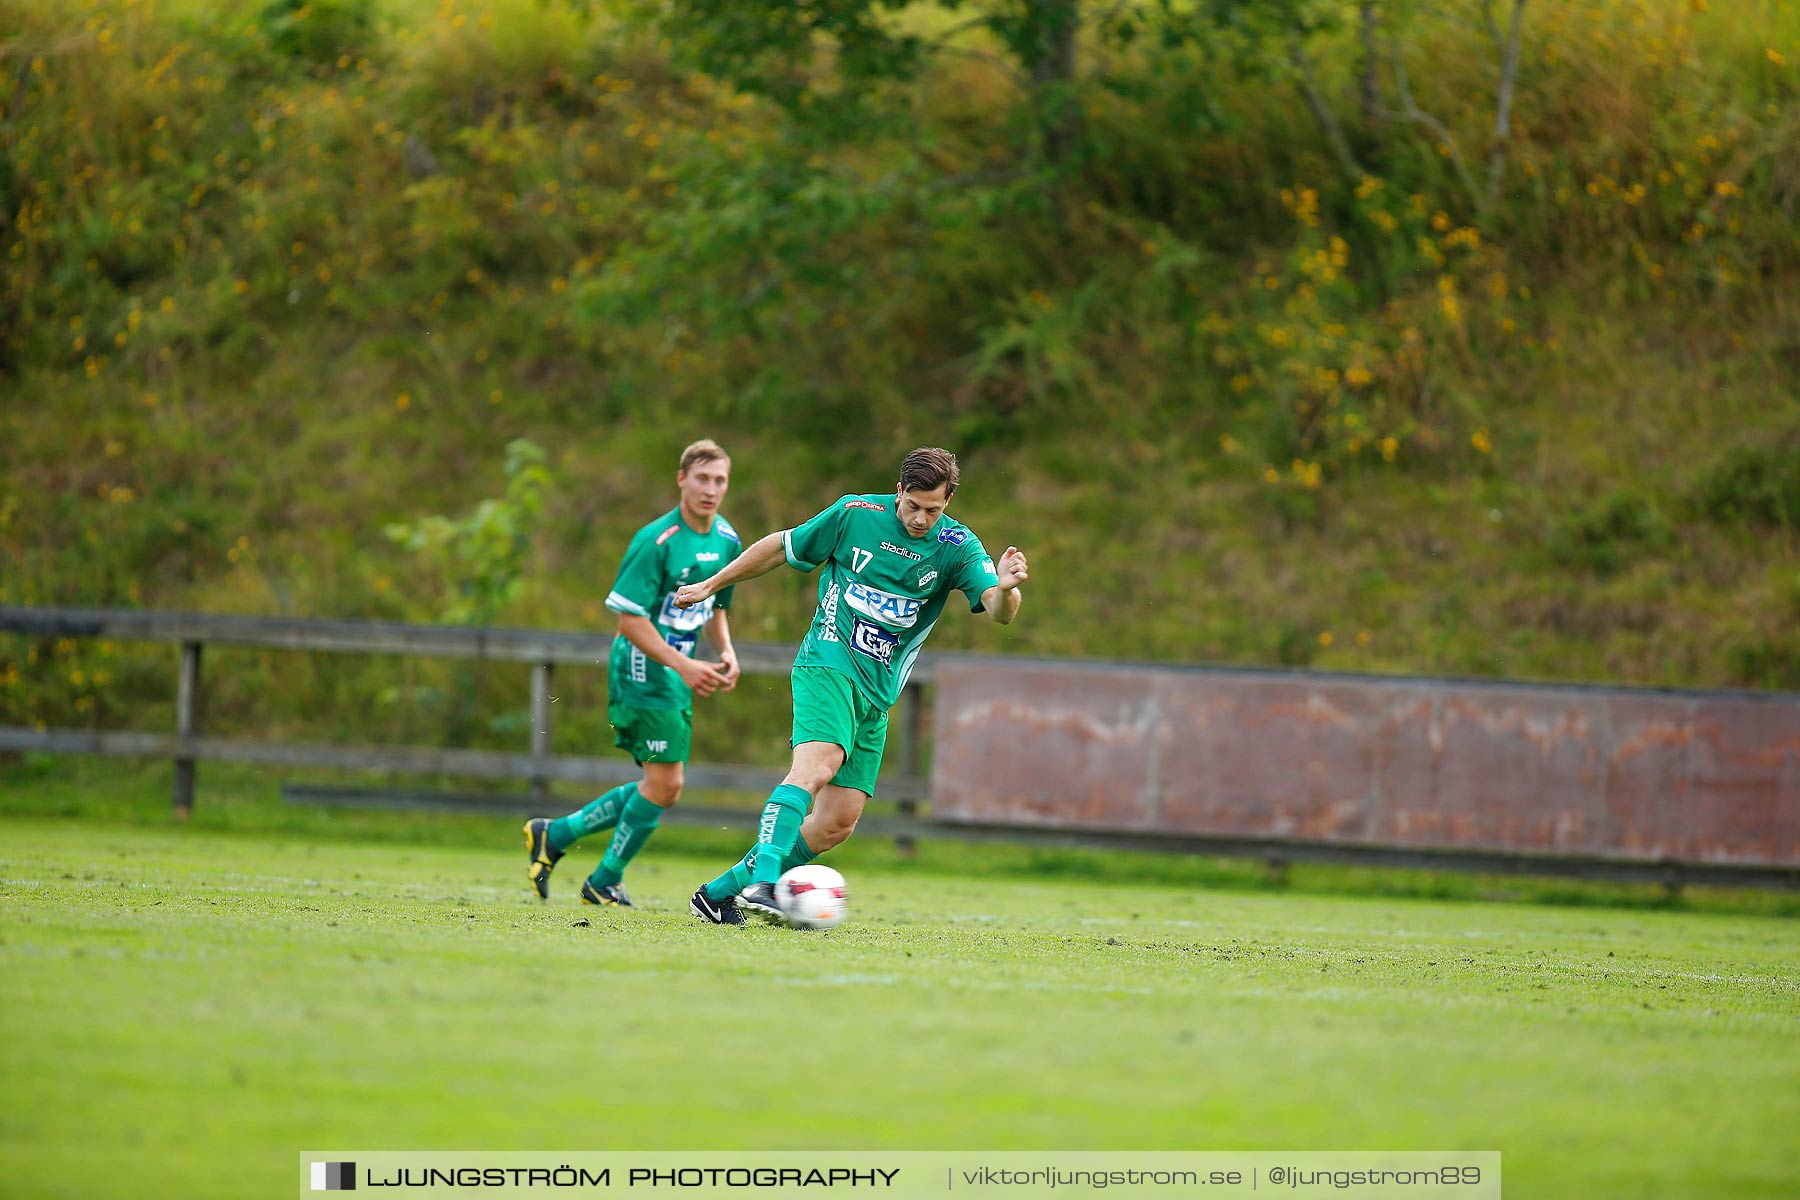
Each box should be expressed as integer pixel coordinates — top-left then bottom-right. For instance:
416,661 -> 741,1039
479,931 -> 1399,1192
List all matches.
979,545 -> 1029,625
674,530 -> 786,609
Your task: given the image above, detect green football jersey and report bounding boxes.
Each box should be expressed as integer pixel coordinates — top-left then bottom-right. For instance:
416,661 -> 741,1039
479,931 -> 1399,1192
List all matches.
783,493 -> 1001,709
604,507 -> 741,710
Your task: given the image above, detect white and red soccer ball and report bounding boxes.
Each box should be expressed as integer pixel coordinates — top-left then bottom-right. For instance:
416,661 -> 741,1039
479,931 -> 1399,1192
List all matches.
776,864 -> 849,929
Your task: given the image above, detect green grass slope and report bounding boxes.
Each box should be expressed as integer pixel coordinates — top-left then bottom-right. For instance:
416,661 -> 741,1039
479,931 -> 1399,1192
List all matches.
3,0 -> 1799,753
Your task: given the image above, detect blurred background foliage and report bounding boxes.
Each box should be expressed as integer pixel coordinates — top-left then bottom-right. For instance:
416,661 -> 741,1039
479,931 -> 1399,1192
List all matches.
2,0 -> 1798,758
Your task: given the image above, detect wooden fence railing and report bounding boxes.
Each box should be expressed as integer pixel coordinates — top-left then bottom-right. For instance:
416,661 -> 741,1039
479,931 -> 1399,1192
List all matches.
0,605 -> 929,817
7,605 -> 1797,890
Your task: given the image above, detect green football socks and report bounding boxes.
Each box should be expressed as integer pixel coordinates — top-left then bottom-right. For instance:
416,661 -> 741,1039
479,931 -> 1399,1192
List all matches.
548,782 -> 637,852
702,823 -> 819,901
749,784 -> 809,885
590,791 -> 664,889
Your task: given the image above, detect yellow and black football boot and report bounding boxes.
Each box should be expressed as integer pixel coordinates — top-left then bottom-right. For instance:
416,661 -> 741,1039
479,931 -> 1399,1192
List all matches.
523,818 -> 563,900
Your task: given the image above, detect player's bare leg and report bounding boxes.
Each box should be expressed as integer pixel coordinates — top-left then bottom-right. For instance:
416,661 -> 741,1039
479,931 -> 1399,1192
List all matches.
799,784 -> 866,854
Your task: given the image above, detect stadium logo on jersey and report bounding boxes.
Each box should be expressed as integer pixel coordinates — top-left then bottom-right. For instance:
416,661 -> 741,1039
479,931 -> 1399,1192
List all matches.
843,581 -> 922,628
695,551 -> 720,562
654,523 -> 681,546
659,593 -> 712,633
850,619 -> 898,665
880,541 -> 923,561
937,527 -> 967,545
844,500 -> 885,511
819,582 -> 841,642
917,568 -> 938,588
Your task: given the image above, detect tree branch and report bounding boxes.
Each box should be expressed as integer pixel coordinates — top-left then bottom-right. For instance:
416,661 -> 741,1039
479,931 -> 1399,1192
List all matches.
1290,42 -> 1366,185
920,12 -> 1000,53
1359,1 -> 1383,131
1482,0 -> 1528,215
1380,43 -> 1481,212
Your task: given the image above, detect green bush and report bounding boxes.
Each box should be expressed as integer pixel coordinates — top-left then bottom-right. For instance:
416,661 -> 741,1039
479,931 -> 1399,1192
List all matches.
1545,489 -> 1676,576
1693,437 -> 1800,529
260,0 -> 376,69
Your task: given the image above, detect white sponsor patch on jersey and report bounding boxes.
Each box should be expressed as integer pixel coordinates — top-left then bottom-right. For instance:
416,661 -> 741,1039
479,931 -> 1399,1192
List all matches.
659,593 -> 713,632
843,581 -> 923,628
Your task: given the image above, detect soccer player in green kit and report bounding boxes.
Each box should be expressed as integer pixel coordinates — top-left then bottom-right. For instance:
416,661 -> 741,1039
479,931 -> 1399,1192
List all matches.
674,446 -> 1030,925
522,439 -> 743,906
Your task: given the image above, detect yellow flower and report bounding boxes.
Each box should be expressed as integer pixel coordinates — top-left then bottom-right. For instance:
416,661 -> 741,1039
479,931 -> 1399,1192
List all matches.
1471,427 -> 1493,454
1768,48 -> 1786,66
1379,436 -> 1398,463
395,392 -> 411,412
1318,631 -> 1334,648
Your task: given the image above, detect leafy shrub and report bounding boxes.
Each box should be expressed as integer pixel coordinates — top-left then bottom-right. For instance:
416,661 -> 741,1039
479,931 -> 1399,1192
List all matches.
1693,437 -> 1800,528
1547,490 -> 1676,575
260,0 -> 376,69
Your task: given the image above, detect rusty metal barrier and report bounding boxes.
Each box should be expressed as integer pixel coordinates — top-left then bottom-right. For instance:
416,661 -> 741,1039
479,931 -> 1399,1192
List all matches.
929,656 -> 1800,887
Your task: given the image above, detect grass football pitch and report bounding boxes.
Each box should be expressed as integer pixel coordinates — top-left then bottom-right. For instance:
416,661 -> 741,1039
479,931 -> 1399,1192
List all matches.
2,815 -> 1797,1199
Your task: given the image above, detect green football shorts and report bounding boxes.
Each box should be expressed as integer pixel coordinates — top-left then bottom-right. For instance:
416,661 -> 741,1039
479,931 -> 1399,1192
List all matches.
608,705 -> 692,765
790,665 -> 888,797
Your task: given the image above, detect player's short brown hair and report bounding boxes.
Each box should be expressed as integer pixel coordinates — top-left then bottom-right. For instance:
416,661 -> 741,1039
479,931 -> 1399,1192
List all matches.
678,439 -> 729,473
899,447 -> 959,497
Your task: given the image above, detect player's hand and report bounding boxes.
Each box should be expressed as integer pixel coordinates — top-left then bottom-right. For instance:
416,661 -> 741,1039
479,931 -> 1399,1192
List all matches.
673,580 -> 712,609
716,648 -> 741,693
676,656 -> 723,697
996,546 -> 1029,590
